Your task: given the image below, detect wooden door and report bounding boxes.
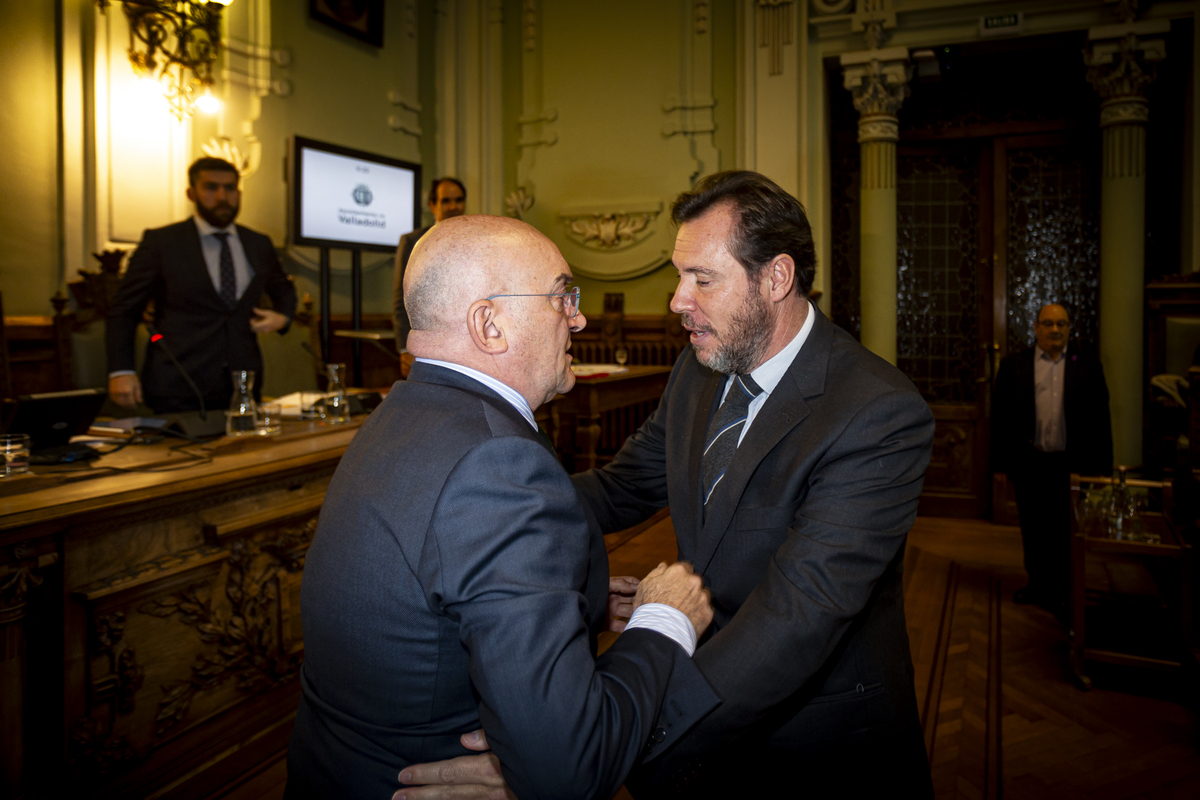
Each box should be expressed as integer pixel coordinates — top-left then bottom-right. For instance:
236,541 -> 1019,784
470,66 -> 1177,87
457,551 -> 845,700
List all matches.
898,132 -> 1100,518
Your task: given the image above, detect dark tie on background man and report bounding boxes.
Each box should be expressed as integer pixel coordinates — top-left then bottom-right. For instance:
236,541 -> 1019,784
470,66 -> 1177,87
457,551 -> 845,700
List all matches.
702,374 -> 762,506
213,232 -> 237,307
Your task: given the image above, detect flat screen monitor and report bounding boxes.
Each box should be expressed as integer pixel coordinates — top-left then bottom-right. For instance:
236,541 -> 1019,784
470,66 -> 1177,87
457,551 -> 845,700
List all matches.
290,136 -> 422,252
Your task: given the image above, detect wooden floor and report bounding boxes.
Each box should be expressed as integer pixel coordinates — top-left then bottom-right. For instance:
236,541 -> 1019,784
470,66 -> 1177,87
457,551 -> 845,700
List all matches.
218,515 -> 1199,799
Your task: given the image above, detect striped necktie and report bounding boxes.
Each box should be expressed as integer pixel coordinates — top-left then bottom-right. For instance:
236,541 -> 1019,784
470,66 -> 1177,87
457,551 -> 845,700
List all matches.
213,231 -> 238,307
701,374 -> 763,505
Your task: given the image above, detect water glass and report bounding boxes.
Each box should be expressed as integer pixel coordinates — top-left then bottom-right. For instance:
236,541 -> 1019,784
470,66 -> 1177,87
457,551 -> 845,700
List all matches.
614,346 -> 629,367
0,434 -> 30,477
298,391 -> 324,420
324,363 -> 350,425
256,402 -> 283,437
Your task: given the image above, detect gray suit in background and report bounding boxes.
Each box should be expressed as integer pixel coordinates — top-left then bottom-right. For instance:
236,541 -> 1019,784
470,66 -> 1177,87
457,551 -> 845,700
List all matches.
574,307 -> 936,797
391,224 -> 431,351
287,362 -> 718,800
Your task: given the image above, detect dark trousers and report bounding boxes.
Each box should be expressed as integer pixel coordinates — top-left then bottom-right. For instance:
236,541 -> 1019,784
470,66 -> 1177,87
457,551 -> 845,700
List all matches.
1011,450 -> 1071,604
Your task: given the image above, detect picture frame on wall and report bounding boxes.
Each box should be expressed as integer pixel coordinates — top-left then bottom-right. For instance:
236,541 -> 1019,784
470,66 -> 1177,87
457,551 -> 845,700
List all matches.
309,0 -> 384,48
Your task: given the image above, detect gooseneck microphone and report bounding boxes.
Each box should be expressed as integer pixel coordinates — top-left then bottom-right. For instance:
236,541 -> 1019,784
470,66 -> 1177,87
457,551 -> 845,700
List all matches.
146,324 -> 209,420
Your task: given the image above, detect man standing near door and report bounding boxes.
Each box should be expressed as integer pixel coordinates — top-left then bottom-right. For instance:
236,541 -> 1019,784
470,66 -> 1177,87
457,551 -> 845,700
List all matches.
993,303 -> 1113,614
392,177 -> 466,376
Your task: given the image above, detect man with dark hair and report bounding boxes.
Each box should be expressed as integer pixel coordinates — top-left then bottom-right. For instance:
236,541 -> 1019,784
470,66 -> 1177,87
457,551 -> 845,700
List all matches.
107,157 -> 297,412
392,177 -> 466,375
993,303 -> 1112,613
402,170 -> 936,797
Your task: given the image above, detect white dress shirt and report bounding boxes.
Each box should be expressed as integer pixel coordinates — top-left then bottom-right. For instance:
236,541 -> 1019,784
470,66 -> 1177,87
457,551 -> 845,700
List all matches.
413,357 -> 698,655
719,299 -> 817,445
1034,345 -> 1067,452
193,214 -> 252,301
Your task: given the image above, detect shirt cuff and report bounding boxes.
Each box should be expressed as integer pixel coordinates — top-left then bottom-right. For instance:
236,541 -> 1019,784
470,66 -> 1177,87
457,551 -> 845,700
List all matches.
108,370 -> 137,378
624,603 -> 697,656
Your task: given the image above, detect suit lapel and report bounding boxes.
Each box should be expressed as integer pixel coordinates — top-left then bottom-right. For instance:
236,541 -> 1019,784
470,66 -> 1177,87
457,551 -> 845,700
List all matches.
691,306 -> 833,574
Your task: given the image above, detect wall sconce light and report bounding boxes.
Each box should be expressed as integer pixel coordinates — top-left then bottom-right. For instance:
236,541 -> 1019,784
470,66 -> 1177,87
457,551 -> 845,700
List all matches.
96,0 -> 234,120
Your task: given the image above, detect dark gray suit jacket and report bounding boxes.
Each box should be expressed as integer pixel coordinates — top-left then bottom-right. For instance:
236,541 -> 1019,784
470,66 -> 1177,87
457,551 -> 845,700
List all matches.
105,219 -> 296,410
287,363 -> 718,800
573,307 -> 936,796
392,225 -> 431,351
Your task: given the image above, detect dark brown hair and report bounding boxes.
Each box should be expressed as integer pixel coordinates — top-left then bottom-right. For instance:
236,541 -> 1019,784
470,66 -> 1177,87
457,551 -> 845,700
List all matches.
187,157 -> 239,187
671,170 -> 816,296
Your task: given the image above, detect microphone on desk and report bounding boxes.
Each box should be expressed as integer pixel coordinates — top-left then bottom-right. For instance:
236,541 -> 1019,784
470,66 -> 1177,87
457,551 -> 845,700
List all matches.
147,324 -> 209,421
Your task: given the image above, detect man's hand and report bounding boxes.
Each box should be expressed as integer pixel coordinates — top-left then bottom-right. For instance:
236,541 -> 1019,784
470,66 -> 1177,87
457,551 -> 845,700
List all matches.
250,307 -> 288,333
634,561 -> 713,637
108,374 -> 143,408
393,729 -> 514,800
400,351 -> 415,379
607,576 -> 639,632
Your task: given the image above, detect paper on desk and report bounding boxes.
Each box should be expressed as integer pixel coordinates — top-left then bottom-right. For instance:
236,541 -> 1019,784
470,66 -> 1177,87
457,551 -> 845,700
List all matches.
273,391 -> 334,417
571,364 -> 629,377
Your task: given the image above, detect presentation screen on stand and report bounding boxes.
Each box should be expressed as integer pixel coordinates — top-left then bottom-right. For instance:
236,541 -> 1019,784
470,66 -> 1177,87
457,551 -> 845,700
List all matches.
290,136 -> 422,252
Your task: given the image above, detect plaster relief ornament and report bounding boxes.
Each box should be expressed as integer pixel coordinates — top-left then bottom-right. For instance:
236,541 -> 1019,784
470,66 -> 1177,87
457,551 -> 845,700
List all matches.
565,213 -> 656,250
202,136 -> 255,178
505,186 -> 535,220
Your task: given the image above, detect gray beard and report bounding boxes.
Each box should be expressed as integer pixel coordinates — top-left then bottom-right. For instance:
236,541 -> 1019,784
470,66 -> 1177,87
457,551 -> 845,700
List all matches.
691,290 -> 772,375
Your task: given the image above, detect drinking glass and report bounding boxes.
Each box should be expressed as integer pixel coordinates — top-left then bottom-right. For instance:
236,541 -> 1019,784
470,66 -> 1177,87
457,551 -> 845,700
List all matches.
256,402 -> 283,437
0,434 -> 30,477
614,346 -> 628,367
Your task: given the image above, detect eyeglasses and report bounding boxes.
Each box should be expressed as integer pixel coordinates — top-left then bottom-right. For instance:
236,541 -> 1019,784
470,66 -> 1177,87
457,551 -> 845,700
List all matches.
485,286 -> 581,319
1037,320 -> 1070,329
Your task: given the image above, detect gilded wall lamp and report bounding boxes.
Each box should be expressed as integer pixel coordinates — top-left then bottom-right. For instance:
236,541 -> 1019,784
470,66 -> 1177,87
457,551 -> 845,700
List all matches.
95,0 -> 234,120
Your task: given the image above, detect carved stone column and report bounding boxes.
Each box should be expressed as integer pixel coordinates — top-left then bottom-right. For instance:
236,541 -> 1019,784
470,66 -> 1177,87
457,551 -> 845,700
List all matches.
842,47 -> 910,364
1085,15 -> 1168,465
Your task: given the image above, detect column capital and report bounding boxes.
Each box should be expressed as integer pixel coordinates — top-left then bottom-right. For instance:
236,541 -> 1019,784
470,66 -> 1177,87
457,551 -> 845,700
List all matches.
841,48 -> 911,142
1084,18 -> 1167,124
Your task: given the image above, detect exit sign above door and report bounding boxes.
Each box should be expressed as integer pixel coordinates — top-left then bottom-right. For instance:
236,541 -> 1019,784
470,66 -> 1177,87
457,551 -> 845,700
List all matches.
981,12 -> 1023,37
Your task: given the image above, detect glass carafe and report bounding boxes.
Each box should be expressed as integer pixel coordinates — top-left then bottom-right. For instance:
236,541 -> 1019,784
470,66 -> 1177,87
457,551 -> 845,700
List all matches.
325,363 -> 350,424
1107,466 -> 1130,540
227,369 -> 258,436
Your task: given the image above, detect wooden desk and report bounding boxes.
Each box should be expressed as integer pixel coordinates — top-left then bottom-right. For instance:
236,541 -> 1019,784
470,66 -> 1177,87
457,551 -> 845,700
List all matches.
0,420 -> 361,799
549,365 -> 672,472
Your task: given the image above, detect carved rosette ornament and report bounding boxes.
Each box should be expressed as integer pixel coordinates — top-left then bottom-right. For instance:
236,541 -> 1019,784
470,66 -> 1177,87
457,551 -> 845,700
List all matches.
560,206 -> 662,251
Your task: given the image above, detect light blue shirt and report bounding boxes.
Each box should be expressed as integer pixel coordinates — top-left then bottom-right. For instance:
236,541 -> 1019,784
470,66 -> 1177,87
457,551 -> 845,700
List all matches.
720,300 -> 816,446
193,214 -> 252,301
413,356 -> 697,655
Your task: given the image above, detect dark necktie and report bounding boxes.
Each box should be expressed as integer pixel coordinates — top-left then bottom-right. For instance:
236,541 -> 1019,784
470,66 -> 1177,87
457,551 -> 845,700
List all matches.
213,232 -> 237,307
701,374 -> 763,505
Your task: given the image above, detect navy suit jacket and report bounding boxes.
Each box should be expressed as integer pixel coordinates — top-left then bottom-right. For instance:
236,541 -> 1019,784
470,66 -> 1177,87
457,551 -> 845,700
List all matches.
105,219 -> 297,408
287,363 -> 718,800
573,307 -> 936,794
992,347 -> 1113,477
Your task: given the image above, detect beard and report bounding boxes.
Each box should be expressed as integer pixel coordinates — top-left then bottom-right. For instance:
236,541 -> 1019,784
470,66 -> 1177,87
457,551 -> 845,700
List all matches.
196,199 -> 239,228
684,288 -> 772,375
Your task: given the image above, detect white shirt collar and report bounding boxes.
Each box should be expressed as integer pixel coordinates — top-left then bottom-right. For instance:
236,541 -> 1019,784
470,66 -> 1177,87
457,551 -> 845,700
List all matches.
746,300 -> 816,396
193,214 -> 236,237
1035,344 -> 1067,363
413,357 -> 537,429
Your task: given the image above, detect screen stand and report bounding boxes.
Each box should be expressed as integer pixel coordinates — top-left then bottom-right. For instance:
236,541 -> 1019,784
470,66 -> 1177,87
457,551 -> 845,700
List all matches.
351,248 -> 363,386
319,247 -> 332,367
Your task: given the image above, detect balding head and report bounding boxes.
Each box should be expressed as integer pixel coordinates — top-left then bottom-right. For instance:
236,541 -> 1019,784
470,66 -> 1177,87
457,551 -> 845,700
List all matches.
403,215 -> 588,409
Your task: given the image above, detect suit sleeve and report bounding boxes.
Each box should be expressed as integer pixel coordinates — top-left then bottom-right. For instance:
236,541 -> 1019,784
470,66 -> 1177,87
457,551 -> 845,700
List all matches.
663,388 -> 934,757
259,239 -> 297,331
105,231 -> 162,374
393,238 -> 412,351
428,435 -> 718,800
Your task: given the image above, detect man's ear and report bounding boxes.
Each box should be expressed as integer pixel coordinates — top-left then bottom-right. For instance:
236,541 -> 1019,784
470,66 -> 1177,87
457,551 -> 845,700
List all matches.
766,254 -> 796,301
186,186 -> 197,203
467,300 -> 508,355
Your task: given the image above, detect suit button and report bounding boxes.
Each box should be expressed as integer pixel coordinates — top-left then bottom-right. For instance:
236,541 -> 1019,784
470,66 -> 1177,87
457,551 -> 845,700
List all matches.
651,727 -> 666,744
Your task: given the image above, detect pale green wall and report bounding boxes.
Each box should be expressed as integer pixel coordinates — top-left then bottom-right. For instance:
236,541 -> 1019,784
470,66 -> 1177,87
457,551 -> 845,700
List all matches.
233,0 -> 437,317
0,2 -> 61,315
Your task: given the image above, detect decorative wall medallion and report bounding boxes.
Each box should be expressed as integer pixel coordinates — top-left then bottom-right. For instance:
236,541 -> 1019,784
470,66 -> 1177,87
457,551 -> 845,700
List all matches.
811,0 -> 852,14
201,137 -> 255,178
561,204 -> 662,251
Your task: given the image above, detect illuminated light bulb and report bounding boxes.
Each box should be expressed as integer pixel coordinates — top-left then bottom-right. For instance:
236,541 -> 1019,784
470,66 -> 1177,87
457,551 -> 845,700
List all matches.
195,91 -> 221,114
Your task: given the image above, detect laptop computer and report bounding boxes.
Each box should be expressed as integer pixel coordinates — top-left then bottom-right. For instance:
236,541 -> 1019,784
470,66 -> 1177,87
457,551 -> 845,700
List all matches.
3,388 -> 108,460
